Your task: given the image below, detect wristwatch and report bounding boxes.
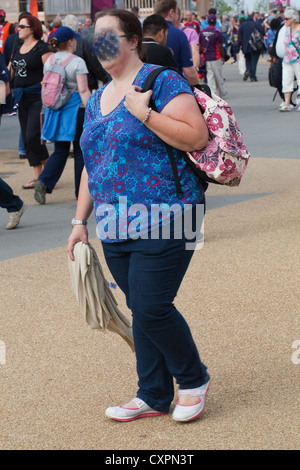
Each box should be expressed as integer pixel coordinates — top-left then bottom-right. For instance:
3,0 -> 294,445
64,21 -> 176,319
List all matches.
71,218 -> 87,227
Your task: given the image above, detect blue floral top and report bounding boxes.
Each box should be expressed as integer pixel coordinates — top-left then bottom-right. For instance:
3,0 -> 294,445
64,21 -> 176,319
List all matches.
80,63 -> 207,242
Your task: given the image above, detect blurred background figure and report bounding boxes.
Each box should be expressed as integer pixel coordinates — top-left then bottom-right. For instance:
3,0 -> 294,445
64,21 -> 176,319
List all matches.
131,6 -> 143,25
49,16 -> 62,36
34,26 -> 91,204
9,13 -> 51,188
142,14 -> 177,68
81,16 -> 94,47
63,14 -> 110,90
0,9 -> 14,54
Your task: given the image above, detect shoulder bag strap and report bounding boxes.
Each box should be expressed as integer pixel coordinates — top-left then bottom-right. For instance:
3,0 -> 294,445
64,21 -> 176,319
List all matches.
143,66 -> 184,198
291,39 -> 300,56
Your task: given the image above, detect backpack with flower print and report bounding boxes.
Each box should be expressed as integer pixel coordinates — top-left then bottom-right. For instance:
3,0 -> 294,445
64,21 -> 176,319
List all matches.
186,86 -> 250,186
143,67 -> 250,192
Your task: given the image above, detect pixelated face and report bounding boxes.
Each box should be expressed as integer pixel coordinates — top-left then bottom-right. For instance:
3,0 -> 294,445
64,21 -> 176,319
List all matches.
93,16 -> 127,63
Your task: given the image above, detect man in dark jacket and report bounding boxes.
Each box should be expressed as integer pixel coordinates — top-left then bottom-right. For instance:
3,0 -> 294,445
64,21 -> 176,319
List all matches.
63,14 -> 110,90
237,12 -> 265,82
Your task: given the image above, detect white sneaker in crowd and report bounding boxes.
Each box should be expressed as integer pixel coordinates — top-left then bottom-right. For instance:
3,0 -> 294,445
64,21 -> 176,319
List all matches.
6,203 -> 26,230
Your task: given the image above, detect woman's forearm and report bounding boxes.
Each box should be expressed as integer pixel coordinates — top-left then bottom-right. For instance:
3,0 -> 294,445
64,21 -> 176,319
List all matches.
75,167 -> 94,220
143,108 -> 208,152
80,89 -> 91,108
125,88 -> 209,152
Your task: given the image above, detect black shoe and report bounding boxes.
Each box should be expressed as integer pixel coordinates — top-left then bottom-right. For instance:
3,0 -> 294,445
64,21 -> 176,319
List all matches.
250,77 -> 258,82
243,72 -> 250,81
19,154 -> 27,159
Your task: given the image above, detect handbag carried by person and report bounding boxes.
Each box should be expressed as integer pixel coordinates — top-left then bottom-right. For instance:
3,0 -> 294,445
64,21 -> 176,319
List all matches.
142,67 -> 250,195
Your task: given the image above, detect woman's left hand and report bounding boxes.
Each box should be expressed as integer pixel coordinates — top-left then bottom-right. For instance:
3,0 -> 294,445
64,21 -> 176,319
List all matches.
124,85 -> 153,122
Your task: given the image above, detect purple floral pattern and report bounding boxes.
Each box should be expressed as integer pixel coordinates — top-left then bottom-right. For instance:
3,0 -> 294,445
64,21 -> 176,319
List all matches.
80,64 -> 207,242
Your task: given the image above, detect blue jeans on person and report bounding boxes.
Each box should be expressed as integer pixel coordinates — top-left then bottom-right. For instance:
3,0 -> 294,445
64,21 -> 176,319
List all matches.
37,107 -> 85,198
101,208 -> 210,413
0,178 -> 23,213
245,51 -> 260,80
19,131 -> 26,156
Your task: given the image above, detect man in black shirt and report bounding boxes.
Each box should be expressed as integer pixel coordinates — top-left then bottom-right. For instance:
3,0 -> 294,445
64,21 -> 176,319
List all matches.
142,14 -> 178,69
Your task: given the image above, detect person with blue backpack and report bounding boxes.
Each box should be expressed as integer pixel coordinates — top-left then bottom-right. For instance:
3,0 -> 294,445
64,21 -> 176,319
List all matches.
34,26 -> 91,204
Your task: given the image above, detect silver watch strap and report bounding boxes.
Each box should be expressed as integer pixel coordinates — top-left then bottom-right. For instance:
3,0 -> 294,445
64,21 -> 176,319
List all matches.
71,218 -> 87,226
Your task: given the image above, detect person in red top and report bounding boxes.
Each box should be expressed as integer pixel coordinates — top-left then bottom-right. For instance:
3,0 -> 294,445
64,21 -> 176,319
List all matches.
0,10 -> 13,54
48,16 -> 62,36
199,13 -> 227,98
184,10 -> 201,36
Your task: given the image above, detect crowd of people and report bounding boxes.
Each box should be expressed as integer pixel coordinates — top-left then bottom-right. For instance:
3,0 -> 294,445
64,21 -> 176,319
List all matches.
0,3 -> 299,225
0,3 -> 299,424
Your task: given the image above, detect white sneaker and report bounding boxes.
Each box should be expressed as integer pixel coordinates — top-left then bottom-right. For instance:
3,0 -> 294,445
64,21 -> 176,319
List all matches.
6,203 -> 26,230
279,105 -> 292,112
279,102 -> 295,110
172,380 -> 211,422
105,397 -> 165,422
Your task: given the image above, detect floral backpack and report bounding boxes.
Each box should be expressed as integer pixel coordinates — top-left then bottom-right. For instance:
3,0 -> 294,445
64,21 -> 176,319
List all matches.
143,67 -> 250,196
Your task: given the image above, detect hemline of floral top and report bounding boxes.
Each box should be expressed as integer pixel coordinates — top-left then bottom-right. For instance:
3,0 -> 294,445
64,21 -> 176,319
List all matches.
80,63 -> 207,243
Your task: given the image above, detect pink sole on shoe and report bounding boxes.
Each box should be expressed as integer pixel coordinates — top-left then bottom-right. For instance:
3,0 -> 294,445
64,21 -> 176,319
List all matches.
173,380 -> 211,422
109,412 -> 166,422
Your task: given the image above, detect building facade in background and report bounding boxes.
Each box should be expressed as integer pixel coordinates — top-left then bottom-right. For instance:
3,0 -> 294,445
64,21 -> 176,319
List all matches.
3,0 -> 210,24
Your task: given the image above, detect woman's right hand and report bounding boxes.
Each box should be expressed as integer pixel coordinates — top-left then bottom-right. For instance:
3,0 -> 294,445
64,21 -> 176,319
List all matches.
67,225 -> 89,261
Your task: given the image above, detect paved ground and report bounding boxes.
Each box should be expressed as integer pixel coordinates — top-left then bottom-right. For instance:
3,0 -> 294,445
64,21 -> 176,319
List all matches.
0,62 -> 299,451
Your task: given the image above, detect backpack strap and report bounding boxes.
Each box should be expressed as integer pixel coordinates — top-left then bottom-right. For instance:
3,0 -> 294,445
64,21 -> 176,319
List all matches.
143,66 -> 180,93
142,67 -> 184,198
60,54 -> 77,67
50,53 -> 76,67
142,67 -> 212,197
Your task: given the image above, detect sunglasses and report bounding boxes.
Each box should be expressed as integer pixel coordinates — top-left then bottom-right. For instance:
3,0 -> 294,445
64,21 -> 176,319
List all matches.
18,24 -> 31,29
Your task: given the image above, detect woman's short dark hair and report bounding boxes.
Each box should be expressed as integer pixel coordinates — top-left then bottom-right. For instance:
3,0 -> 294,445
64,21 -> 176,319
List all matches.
19,12 -> 43,40
95,9 -> 144,60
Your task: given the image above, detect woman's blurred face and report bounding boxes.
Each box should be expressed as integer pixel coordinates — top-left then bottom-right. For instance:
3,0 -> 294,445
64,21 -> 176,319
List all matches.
94,15 -> 128,67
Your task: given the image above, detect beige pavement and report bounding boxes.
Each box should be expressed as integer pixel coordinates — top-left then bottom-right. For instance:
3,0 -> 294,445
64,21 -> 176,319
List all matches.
1,147 -> 299,450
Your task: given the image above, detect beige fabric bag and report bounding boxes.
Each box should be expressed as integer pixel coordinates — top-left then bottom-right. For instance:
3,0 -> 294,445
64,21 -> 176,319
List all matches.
68,242 -> 134,352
